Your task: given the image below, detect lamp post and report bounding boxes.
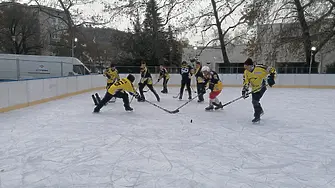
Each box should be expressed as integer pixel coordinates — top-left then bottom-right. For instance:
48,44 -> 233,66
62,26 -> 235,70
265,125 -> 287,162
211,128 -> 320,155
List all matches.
72,37 -> 78,57
309,46 -> 316,74
193,46 -> 197,58
12,36 -> 16,54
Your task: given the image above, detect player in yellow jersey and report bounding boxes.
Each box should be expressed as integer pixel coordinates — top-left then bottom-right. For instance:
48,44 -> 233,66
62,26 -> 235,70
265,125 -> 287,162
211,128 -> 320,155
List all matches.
93,74 -> 140,113
138,61 -> 160,102
103,63 -> 120,102
157,65 -> 170,93
194,61 -> 206,102
242,58 -> 276,123
103,64 -> 120,89
201,66 -> 224,111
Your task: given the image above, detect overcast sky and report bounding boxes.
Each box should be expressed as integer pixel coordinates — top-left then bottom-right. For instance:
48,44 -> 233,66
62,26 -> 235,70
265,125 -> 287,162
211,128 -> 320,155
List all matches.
15,0 -> 244,46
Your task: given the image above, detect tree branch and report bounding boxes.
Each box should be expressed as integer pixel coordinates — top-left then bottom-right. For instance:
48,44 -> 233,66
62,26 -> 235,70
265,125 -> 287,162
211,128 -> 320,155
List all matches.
219,0 -> 245,24
197,38 -> 220,56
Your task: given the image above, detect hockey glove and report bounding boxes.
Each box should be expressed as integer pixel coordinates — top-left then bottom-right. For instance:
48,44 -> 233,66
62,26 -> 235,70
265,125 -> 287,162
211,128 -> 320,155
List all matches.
242,86 -> 249,99
106,74 -> 111,79
267,73 -> 275,87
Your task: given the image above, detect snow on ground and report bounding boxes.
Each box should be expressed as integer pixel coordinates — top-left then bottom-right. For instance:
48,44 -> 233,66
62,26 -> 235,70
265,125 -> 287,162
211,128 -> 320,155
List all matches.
0,87 -> 335,188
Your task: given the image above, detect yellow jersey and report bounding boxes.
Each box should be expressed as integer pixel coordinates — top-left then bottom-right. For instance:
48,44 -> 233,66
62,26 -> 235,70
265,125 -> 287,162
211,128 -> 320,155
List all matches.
159,67 -> 170,79
243,64 -> 276,92
140,66 -> 153,84
108,78 -> 136,95
104,68 -> 120,84
194,66 -> 205,83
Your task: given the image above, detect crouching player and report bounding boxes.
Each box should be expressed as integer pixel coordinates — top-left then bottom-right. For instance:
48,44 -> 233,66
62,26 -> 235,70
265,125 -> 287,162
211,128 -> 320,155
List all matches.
242,58 -> 276,123
93,74 -> 139,113
201,66 -> 224,111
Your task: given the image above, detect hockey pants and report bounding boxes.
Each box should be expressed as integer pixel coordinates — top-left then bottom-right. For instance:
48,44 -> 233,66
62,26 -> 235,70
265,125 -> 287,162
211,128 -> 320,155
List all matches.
138,82 -> 160,101
251,87 -> 266,118
94,91 -> 131,111
179,78 -> 191,99
196,83 -> 206,101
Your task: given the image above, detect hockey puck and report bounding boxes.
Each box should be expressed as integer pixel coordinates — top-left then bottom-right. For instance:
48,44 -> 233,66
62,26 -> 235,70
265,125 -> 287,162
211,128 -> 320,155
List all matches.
190,119 -> 193,123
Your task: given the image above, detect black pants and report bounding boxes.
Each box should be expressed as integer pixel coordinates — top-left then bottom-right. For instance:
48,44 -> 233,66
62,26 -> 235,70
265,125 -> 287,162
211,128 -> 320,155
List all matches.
94,91 -> 130,111
179,78 -> 191,99
138,82 -> 160,101
197,82 -> 206,101
252,87 -> 266,118
162,77 -> 169,92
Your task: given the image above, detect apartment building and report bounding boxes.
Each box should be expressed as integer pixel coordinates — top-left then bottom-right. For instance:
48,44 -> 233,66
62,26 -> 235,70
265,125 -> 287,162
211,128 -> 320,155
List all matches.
0,2 -> 67,55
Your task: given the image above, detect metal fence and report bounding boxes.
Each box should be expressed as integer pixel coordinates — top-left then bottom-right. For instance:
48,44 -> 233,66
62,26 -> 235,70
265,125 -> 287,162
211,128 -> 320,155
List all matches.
1,63 -> 335,82
217,66 -> 333,74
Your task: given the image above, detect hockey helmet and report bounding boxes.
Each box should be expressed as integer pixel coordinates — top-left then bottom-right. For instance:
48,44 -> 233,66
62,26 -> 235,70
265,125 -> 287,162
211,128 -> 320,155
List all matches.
244,58 -> 254,66
201,65 -> 210,72
127,74 -> 135,83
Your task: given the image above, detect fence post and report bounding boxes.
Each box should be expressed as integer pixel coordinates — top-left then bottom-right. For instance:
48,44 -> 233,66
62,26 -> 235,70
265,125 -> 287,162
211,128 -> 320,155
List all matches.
16,58 -> 20,80
61,62 -> 64,77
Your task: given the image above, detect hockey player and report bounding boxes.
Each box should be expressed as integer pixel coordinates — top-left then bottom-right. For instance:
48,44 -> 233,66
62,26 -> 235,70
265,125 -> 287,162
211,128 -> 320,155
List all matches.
157,65 -> 170,93
242,58 -> 276,123
194,61 -> 206,102
138,61 -> 160,102
179,61 -> 193,100
93,74 -> 139,113
103,63 -> 120,103
103,63 -> 120,89
201,66 -> 224,111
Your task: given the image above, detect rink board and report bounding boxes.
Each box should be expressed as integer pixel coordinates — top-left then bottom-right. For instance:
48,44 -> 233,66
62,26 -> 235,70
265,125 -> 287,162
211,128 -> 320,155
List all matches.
1,74 -> 335,113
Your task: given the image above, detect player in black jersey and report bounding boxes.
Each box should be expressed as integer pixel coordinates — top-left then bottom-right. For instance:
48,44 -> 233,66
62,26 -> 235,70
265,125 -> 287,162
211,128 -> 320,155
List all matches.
179,61 -> 193,100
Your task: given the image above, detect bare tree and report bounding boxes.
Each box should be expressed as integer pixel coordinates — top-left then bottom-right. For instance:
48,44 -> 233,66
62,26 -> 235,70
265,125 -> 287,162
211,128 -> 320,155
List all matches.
103,0 -> 193,33
246,0 -> 335,65
0,3 -> 42,54
185,0 -> 253,64
32,0 -> 110,57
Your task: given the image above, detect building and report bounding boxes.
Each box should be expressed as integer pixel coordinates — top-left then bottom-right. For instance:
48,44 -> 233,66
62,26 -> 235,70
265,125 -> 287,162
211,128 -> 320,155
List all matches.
182,44 -> 249,73
30,5 -> 68,56
0,2 -> 67,56
182,21 -> 335,74
255,22 -> 335,73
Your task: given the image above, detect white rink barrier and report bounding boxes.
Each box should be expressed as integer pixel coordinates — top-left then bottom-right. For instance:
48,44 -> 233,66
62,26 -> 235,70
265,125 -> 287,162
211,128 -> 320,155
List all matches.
1,73 -> 334,113
0,75 -> 106,113
131,73 -> 335,89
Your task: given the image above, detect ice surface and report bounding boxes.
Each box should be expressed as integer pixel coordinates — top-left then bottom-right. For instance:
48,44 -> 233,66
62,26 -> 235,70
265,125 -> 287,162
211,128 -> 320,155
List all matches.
1,87 -> 335,188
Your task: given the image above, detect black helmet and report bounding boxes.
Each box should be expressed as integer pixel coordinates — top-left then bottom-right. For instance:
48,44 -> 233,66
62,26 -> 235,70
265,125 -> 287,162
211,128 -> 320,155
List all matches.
127,74 -> 135,82
110,63 -> 115,67
244,58 -> 254,66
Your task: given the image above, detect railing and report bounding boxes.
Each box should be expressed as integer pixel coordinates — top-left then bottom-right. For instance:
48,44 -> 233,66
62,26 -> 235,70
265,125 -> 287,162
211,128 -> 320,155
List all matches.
218,66 -> 334,74
2,63 -> 335,82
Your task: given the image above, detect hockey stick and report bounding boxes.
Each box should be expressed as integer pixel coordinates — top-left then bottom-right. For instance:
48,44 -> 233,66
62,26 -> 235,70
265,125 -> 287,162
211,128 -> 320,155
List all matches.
170,89 -> 208,112
191,86 -> 197,93
144,100 -> 179,114
92,94 -> 98,105
173,92 -> 180,98
143,80 -> 159,92
221,84 -> 268,108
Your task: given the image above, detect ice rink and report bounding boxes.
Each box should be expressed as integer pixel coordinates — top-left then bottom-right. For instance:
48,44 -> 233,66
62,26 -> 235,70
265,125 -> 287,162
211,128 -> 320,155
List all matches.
1,87 -> 335,188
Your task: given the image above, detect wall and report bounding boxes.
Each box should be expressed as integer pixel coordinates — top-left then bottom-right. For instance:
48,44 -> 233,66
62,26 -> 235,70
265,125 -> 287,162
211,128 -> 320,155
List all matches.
0,75 -> 106,113
1,73 -> 334,113
136,73 -> 335,89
